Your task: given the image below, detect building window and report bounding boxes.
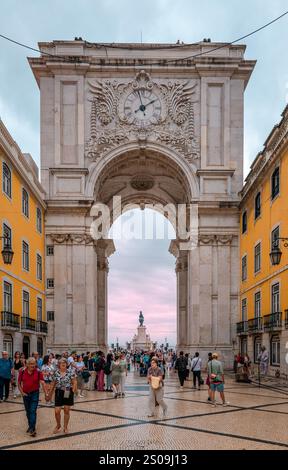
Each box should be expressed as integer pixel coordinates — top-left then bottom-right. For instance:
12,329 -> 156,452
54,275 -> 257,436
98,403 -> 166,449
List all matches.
254,336 -> 262,363
3,223 -> 12,248
242,255 -> 247,281
3,334 -> 13,358
47,278 -> 54,289
271,335 -> 280,366
241,298 -> 247,322
254,192 -> 261,220
23,336 -> 30,358
37,298 -> 43,321
36,208 -> 42,233
22,188 -> 29,217
47,311 -> 55,321
271,283 -> 280,313
242,211 -> 247,234
22,241 -> 29,271
254,291 -> 261,318
36,254 -> 42,281
271,226 -> 280,250
240,338 -> 247,356
271,167 -> 280,199
37,338 -> 43,357
46,245 -> 54,256
22,291 -> 30,317
2,162 -> 11,198
3,281 -> 12,312
254,242 -> 261,273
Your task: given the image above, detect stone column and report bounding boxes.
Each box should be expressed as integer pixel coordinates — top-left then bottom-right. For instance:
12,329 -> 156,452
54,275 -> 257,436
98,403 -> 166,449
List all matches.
95,240 -> 115,350
52,236 -> 73,347
169,240 -> 188,350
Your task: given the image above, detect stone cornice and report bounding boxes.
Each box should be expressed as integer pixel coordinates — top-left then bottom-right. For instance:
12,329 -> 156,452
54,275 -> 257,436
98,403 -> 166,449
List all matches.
240,105 -> 288,204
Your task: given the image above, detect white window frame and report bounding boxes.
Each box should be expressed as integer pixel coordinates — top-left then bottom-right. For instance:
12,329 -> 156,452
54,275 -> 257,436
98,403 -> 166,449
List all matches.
22,240 -> 30,271
22,187 -> 29,218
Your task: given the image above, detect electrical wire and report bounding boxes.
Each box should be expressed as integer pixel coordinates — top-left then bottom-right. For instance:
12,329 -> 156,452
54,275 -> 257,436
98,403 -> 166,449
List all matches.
0,10 -> 288,65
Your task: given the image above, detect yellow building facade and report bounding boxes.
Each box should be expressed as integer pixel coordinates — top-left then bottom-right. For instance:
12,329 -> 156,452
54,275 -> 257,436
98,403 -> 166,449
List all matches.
0,120 -> 47,358
239,105 -> 288,375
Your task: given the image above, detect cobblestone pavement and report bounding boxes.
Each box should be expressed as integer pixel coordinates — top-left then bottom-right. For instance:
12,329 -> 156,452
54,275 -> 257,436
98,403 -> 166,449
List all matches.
1,369 -> 288,450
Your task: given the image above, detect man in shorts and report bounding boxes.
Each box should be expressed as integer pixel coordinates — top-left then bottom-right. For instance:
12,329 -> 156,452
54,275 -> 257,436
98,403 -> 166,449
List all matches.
208,353 -> 229,407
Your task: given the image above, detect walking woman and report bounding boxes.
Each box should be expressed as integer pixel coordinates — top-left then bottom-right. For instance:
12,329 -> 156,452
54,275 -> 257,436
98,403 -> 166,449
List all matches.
147,357 -> 167,418
111,354 -> 122,398
41,355 -> 54,405
12,351 -> 22,398
119,352 -> 127,397
75,355 -> 86,398
50,358 -> 77,434
104,352 -> 113,392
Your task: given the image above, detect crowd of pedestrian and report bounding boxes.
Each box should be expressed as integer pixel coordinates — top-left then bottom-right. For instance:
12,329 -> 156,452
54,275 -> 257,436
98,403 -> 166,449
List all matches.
0,347 -> 248,437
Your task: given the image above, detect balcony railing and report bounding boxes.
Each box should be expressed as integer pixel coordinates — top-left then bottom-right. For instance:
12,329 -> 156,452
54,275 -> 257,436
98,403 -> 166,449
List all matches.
248,317 -> 263,333
1,311 -> 20,329
285,310 -> 288,329
237,321 -> 248,334
263,312 -> 282,331
21,316 -> 36,331
36,320 -> 48,334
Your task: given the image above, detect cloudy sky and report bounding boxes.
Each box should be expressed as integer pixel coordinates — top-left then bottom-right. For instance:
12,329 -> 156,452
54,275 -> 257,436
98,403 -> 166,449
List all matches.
1,0 -> 287,346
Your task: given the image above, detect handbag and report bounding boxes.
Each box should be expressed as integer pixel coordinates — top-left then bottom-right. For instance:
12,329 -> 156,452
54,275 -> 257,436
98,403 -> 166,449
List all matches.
151,376 -> 161,390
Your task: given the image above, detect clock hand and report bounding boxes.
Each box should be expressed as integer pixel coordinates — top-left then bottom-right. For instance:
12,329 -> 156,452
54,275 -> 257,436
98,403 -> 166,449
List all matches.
145,98 -> 158,107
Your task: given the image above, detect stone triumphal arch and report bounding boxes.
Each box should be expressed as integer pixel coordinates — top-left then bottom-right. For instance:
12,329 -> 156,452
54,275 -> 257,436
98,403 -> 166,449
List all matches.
29,40 -> 255,363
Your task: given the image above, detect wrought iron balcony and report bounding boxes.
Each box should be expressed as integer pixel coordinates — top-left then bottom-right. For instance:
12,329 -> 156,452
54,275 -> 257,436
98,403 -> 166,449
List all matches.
21,316 -> 36,331
263,312 -> 282,331
236,321 -> 248,334
285,310 -> 288,329
248,317 -> 263,333
36,320 -> 48,334
1,311 -> 20,329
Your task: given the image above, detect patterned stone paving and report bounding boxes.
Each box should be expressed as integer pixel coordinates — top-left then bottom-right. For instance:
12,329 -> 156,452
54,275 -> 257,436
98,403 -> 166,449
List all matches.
0,369 -> 288,450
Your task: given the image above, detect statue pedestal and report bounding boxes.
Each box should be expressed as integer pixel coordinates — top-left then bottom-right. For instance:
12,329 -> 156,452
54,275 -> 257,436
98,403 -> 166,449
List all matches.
131,325 -> 153,351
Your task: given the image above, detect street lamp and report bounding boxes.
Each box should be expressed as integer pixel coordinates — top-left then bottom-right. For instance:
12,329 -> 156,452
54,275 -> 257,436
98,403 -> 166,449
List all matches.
0,235 -> 14,264
269,238 -> 288,266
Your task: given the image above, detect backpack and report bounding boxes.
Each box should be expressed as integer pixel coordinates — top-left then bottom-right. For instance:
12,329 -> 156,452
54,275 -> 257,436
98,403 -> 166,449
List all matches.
94,357 -> 102,372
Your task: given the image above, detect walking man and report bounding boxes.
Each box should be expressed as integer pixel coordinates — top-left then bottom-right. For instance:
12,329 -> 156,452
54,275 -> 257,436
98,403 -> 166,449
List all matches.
18,357 -> 45,436
0,351 -> 13,402
174,351 -> 188,389
190,352 -> 202,390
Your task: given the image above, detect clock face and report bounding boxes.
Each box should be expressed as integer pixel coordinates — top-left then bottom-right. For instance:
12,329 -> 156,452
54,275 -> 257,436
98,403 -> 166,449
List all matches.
123,88 -> 162,126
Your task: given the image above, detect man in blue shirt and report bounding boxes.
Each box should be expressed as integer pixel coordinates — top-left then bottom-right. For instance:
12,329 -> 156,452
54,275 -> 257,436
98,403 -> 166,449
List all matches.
0,351 -> 13,401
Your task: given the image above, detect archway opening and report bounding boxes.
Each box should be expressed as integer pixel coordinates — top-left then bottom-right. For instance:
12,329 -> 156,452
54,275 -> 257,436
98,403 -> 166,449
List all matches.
108,207 -> 176,351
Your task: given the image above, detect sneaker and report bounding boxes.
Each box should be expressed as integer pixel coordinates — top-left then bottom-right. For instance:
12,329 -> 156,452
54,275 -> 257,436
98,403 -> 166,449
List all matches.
222,401 -> 230,406
79,394 -> 85,398
26,427 -> 30,433
113,393 -> 118,399
13,395 -> 17,399
29,430 -> 36,437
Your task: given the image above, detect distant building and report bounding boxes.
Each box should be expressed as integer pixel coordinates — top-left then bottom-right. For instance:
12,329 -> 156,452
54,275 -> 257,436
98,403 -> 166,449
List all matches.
0,120 -> 47,357
238,105 -> 288,375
